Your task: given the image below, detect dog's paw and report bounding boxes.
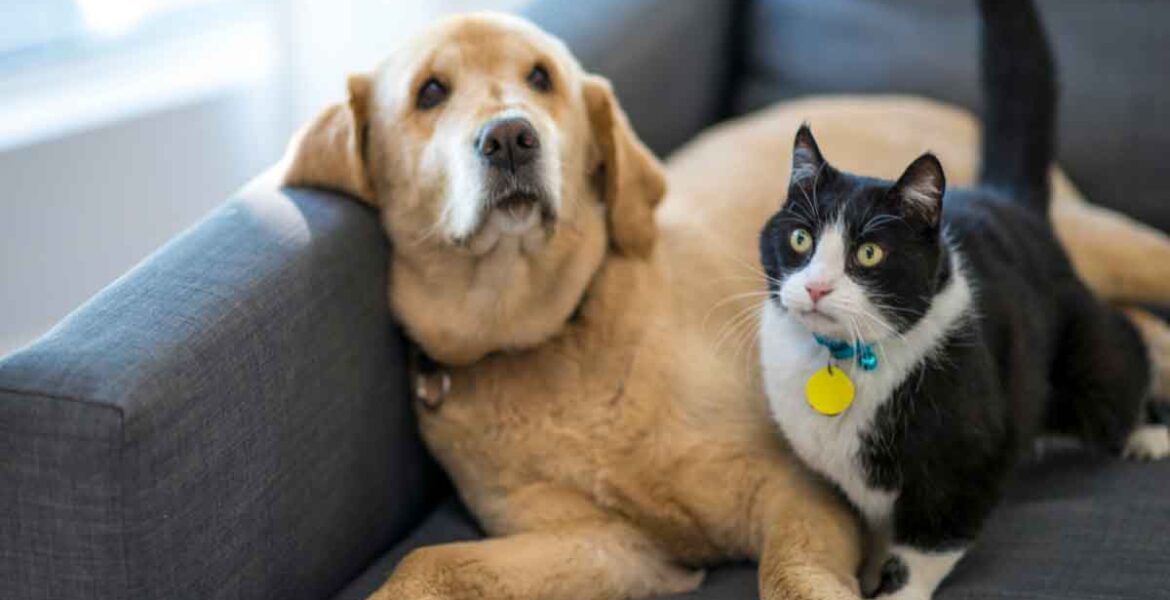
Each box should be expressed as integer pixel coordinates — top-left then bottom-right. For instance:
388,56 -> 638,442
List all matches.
1123,425 -> 1170,461
656,568 -> 706,595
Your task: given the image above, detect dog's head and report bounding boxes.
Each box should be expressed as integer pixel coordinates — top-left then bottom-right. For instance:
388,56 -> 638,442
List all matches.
282,13 -> 665,364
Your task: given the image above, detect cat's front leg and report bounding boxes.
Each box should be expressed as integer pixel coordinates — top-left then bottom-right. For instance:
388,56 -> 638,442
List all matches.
872,546 -> 965,600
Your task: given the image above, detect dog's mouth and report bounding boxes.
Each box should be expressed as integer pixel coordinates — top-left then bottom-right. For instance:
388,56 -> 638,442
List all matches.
477,167 -> 557,233
490,190 -> 555,226
453,183 -> 558,253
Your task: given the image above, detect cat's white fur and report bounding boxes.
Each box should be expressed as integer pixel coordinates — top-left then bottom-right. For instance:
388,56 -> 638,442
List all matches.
1123,424 -> 1170,460
760,224 -> 973,596
778,220 -> 896,341
883,546 -> 966,600
760,249 -> 973,523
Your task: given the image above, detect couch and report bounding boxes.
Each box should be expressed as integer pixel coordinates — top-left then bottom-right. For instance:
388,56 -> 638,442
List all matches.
3,1 -> 1168,598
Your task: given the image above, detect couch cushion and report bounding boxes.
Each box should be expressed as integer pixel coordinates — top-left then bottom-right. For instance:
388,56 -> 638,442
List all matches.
335,445 -> 1170,599
738,0 -> 1170,232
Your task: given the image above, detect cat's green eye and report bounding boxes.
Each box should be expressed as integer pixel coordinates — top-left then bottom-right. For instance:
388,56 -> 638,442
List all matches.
857,242 -> 885,267
790,228 -> 813,254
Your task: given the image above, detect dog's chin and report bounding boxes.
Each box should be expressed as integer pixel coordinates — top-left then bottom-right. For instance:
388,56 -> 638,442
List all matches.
463,193 -> 557,256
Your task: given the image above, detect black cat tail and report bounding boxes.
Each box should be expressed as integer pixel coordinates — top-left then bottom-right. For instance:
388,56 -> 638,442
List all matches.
977,0 -> 1057,216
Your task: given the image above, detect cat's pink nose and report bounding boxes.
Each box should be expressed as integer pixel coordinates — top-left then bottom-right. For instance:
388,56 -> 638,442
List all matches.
806,283 -> 834,303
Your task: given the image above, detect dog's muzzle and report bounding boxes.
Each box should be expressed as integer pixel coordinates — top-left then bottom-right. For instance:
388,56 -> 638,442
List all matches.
476,116 -> 556,225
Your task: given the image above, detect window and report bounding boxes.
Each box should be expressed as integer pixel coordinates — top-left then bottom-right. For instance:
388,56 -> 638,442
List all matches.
0,1 -> 251,72
0,0 -> 278,151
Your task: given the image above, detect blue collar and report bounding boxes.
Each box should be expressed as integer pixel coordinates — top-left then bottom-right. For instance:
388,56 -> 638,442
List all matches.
814,335 -> 879,371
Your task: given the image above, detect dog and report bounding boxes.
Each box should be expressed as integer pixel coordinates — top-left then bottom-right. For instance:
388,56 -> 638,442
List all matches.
279,13 -> 1170,599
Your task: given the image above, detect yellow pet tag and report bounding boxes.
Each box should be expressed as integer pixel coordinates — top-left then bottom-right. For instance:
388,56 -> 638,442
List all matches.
805,366 -> 855,416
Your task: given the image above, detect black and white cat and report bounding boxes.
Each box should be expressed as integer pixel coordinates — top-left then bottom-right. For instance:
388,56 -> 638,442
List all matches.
757,1 -> 1169,599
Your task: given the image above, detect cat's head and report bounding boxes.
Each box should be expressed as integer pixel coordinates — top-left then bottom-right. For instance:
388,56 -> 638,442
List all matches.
759,125 -> 950,342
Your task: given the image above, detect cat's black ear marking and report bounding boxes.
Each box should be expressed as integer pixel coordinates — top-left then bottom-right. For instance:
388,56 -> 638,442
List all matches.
892,153 -> 946,225
791,124 -> 827,189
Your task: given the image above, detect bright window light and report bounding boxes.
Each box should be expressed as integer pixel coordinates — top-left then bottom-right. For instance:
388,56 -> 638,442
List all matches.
74,0 -> 152,36
74,0 -> 225,37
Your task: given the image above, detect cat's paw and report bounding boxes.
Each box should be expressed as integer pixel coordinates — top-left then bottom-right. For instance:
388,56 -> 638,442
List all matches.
1123,425 -> 1170,461
866,555 -> 909,598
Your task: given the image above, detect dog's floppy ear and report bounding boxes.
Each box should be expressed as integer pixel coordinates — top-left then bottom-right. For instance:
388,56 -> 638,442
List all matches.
584,75 -> 666,257
281,74 -> 377,206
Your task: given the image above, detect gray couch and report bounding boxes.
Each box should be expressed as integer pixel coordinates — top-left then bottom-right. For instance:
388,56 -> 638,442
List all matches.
2,1 -> 1168,599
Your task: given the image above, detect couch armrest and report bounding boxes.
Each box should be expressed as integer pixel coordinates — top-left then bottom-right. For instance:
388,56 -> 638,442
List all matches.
523,0 -> 744,157
0,187 -> 441,600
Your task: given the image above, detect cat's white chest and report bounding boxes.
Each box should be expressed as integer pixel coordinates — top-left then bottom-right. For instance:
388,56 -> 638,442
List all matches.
759,304 -> 898,525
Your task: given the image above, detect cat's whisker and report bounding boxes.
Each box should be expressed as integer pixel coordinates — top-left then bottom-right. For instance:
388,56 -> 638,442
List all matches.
703,293 -> 772,333
709,244 -> 782,287
731,311 -> 763,379
711,275 -> 774,284
720,310 -> 764,381
714,301 -> 769,354
859,213 -> 909,238
705,291 -> 774,314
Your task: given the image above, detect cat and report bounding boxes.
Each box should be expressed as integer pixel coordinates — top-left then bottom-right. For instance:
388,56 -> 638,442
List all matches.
756,1 -> 1169,599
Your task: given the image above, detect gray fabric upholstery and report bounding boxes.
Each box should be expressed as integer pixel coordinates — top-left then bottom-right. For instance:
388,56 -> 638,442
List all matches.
738,0 -> 1170,232
0,188 -> 441,599
942,445 -> 1170,599
523,0 -> 740,157
330,499 -> 485,600
334,446 -> 1170,600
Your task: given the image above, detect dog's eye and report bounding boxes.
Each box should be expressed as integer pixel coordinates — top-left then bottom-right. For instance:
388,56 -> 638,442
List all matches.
527,65 -> 552,93
417,78 -> 448,110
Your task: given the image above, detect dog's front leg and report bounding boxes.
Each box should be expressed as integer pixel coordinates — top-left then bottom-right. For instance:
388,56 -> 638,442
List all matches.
754,472 -> 864,600
369,521 -> 703,600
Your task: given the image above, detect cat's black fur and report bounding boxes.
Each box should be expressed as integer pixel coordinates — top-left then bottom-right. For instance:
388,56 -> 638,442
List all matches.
758,0 -> 1152,568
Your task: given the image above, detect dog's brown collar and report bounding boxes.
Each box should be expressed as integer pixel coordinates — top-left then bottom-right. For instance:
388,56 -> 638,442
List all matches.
410,344 -> 450,410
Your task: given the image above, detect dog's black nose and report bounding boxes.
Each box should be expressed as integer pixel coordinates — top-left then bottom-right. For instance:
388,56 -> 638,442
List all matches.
476,117 -> 540,172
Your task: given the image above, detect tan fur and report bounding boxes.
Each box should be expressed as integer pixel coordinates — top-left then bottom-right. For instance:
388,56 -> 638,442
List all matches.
583,75 -> 666,257
280,15 -> 1170,600
283,75 -> 377,205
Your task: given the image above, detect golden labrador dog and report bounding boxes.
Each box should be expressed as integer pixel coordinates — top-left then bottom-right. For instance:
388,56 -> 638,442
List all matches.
280,13 -> 1170,600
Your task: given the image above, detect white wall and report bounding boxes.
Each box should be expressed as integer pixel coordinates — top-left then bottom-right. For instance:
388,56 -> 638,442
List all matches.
0,0 -> 530,355
284,0 -> 531,127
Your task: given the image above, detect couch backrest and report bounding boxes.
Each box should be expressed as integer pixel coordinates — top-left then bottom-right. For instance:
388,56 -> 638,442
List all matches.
739,0 -> 1170,231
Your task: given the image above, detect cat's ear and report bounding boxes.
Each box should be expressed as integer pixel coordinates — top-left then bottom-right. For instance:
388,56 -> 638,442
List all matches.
790,124 -> 827,189
891,153 -> 946,225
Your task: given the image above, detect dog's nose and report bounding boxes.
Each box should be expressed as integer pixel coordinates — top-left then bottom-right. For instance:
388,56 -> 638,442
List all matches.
806,283 -> 834,303
476,117 -> 540,172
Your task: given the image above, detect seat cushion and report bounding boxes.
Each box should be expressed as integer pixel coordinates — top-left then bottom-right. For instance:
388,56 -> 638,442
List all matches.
738,0 -> 1170,233
335,444 -> 1170,599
